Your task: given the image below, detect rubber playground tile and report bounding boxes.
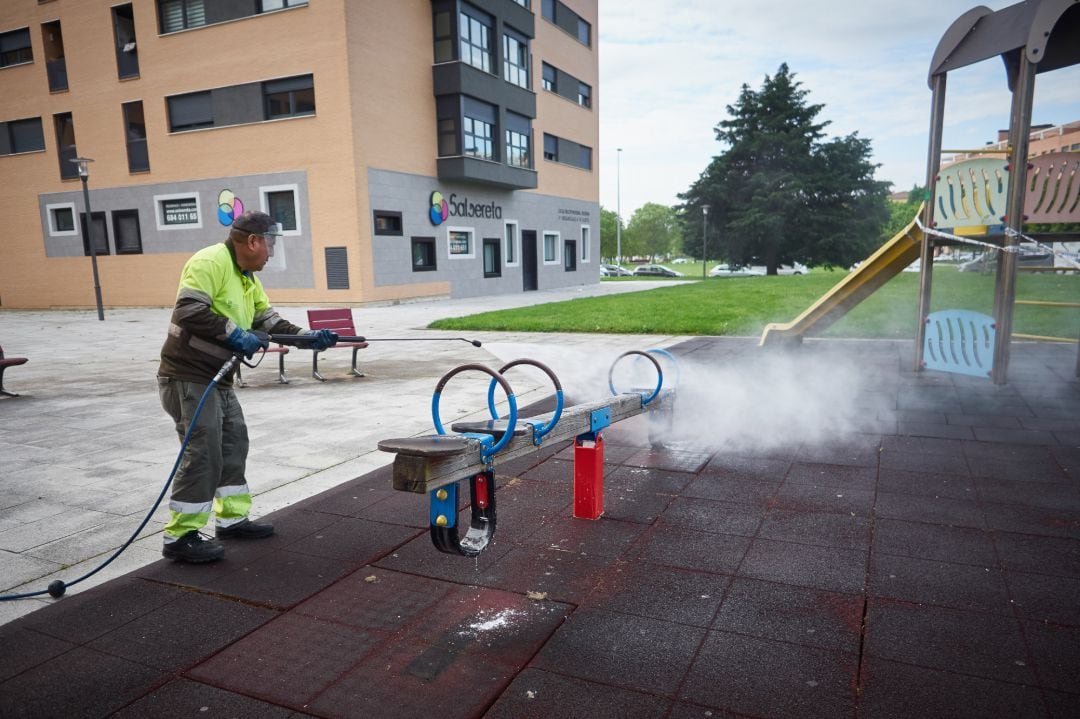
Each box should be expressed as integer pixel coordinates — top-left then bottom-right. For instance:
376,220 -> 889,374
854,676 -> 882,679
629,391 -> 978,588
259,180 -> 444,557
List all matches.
0,625 -> 75,684
373,530 -> 513,585
354,488 -> 432,528
701,455 -> 792,482
492,479 -> 575,532
666,703 -> 751,719
784,461 -> 877,490
294,567 -> 452,632
795,436 -> 881,467
602,486 -> 677,524
872,518 -> 997,566
875,490 -> 987,529
604,463 -> 696,494
972,427 -> 1058,445
623,447 -> 712,474
88,588 -> 278,672
679,630 -> 857,719
857,658 -> 1047,719
682,474 -> 781,508
519,457 -> 577,483
975,476 -> 1080,510
1045,689 -> 1080,719
634,522 -> 751,575
285,515 -> 420,565
945,413 -> 1023,429
297,483 -> 399,518
711,577 -> 863,654
757,509 -> 872,551
0,646 -> 166,719
660,496 -> 765,537
981,502 -> 1080,539
1007,571 -> 1080,626
897,421 -> 976,440
19,576 -> 178,645
203,549 -> 356,609
518,514 -> 649,559
868,553 -> 1011,615
876,467 -> 977,500
879,449 -> 971,475
188,612 -> 383,707
738,538 -> 868,594
965,455 -> 1068,483
768,483 -> 875,516
864,599 -> 1035,684
583,561 -> 728,628
111,678 -> 298,719
481,545 -> 619,604
530,607 -> 706,696
880,435 -> 966,456
992,532 -> 1080,578
483,667 -> 672,719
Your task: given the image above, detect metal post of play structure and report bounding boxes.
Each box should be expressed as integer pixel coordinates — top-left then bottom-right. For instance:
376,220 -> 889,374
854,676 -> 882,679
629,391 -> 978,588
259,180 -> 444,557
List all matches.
914,74 -> 947,372
702,204 -> 710,280
991,56 -> 1037,385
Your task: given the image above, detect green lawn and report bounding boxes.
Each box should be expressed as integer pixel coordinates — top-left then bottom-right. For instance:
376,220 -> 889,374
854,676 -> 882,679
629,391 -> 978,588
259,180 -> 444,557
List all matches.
430,267 -> 1080,340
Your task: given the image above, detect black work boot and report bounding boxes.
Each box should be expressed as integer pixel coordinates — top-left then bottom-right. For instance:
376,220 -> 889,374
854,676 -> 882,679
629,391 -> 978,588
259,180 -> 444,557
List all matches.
216,518 -> 275,540
162,531 -> 225,563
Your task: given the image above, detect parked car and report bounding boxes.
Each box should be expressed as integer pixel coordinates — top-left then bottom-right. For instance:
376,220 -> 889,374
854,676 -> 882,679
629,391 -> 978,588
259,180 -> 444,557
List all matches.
633,264 -> 683,277
671,257 -> 691,264
958,250 -> 1053,273
708,264 -> 764,278
600,263 -> 633,277
749,263 -> 810,275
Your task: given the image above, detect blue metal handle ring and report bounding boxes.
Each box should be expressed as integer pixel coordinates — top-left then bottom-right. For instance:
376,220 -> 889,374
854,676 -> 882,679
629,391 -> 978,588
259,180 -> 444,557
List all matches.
486,358 -> 564,443
432,363 -> 518,460
608,350 -> 663,405
646,348 -> 681,389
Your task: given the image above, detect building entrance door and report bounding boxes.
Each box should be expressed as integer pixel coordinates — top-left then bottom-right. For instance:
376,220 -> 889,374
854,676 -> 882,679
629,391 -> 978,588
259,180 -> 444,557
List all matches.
522,230 -> 537,291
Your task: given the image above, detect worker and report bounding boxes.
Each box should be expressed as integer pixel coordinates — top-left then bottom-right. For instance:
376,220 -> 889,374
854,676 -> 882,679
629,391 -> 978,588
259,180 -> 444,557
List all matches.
157,210 -> 337,563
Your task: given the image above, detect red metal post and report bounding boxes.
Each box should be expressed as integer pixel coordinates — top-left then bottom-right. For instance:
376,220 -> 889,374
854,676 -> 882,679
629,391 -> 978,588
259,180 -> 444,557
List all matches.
573,434 -> 605,520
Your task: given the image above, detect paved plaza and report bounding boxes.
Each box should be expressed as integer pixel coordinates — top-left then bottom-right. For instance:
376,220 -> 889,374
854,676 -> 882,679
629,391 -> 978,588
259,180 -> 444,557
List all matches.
1,288 -> 1078,718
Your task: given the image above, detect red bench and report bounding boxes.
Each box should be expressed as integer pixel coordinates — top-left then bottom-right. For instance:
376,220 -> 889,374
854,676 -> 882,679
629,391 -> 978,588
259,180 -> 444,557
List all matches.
235,344 -> 290,387
307,308 -> 369,381
0,344 -> 29,397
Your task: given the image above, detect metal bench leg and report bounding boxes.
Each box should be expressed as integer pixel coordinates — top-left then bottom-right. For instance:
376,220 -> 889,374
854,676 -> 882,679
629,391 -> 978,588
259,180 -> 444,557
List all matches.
278,351 -> 289,384
312,350 -> 325,382
350,346 -> 365,378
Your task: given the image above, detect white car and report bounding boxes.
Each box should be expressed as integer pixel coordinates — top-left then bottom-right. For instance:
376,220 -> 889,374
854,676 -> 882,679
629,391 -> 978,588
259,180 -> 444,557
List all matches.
708,264 -> 764,278
671,258 -> 690,264
750,263 -> 810,275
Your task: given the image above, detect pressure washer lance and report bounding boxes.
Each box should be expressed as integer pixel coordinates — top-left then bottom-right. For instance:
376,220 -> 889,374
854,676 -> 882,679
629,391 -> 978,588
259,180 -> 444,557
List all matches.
263,332 -> 482,348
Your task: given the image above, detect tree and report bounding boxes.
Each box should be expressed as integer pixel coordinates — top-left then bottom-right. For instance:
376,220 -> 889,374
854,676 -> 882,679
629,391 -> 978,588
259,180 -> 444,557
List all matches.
626,203 -> 682,262
599,207 -> 622,261
881,184 -> 925,241
679,64 -> 890,274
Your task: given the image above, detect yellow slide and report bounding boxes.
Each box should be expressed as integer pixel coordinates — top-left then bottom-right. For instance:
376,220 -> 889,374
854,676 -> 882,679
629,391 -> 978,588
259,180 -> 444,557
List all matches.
759,213 -> 924,346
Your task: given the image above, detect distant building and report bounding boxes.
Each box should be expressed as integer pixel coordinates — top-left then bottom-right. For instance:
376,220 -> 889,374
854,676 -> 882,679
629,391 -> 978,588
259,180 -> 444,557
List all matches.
0,0 -> 599,310
944,120 -> 1080,164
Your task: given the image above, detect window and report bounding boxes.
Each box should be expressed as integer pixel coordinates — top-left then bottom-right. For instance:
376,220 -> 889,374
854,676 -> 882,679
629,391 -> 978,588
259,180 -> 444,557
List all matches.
503,28 -> 529,89
2,117 -> 45,155
579,144 -> 592,170
260,0 -> 307,11
122,101 -> 149,173
581,225 -> 590,262
46,202 -> 77,236
325,246 -> 349,289
433,10 -> 454,63
412,237 -> 437,271
154,192 -> 201,230
167,91 -> 212,132
438,117 -> 458,156
483,238 -> 501,278
542,63 -> 556,92
564,239 -> 577,271
459,4 -> 492,74
112,209 -> 142,254
53,112 -> 77,179
0,28 -> 32,68
264,75 -> 315,120
463,97 -> 495,161
373,210 -> 403,236
41,21 -> 67,92
578,81 -> 591,108
504,221 -> 518,266
159,0 -> 206,33
448,227 -> 474,258
505,111 -> 530,168
512,0 -> 530,7
261,185 -> 300,234
542,0 -> 554,21
543,133 -> 556,161
80,211 -> 110,256
112,4 -> 139,79
542,1 -> 590,46
577,18 -> 591,46
543,231 -> 558,264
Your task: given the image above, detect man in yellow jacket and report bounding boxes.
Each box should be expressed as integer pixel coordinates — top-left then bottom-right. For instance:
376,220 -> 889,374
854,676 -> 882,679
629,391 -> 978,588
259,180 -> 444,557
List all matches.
157,210 -> 337,563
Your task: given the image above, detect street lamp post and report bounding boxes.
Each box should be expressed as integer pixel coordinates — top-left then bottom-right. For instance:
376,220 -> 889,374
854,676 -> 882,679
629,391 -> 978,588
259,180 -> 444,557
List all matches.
72,157 -> 104,321
616,147 -> 622,267
701,204 -> 710,280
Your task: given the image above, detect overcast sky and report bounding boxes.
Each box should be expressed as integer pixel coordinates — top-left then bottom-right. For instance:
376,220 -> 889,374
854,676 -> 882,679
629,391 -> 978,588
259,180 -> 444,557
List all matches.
597,0 -> 1080,218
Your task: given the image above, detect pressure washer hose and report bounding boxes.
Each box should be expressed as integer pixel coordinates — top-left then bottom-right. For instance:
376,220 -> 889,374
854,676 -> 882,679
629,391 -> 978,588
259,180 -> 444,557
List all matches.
0,355 -> 240,601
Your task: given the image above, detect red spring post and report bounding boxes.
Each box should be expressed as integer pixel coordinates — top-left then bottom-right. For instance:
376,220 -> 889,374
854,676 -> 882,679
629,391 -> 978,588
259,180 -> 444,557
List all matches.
573,435 -> 605,520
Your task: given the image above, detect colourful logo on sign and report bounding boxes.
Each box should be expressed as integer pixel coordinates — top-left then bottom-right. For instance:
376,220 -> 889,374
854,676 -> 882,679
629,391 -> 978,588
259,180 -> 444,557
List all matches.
429,191 -> 449,226
217,189 -> 245,226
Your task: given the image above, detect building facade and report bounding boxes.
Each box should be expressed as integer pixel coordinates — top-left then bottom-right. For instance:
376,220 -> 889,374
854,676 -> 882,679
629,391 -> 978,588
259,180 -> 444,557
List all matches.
0,0 -> 599,309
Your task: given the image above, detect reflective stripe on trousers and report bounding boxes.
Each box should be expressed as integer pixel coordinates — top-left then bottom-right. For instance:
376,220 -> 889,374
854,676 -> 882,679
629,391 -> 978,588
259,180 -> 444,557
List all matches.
158,376 -> 250,539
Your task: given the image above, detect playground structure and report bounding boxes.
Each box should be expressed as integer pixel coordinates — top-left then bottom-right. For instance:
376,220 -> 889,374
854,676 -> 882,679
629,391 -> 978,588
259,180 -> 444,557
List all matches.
760,0 -> 1079,384
378,351 -> 676,556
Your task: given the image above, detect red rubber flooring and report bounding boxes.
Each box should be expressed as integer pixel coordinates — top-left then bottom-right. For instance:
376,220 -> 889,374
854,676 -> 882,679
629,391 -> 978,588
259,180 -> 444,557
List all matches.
2,339 -> 1078,718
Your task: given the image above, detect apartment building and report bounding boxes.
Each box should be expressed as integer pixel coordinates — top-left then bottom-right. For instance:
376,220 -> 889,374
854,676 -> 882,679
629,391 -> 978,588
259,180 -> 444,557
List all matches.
0,0 -> 599,309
